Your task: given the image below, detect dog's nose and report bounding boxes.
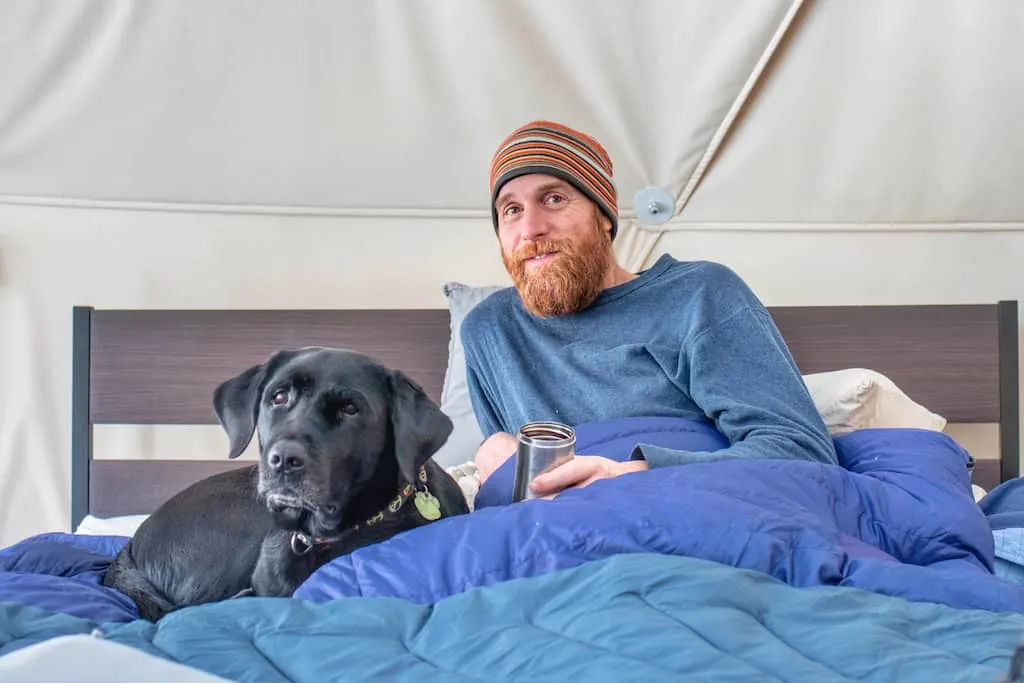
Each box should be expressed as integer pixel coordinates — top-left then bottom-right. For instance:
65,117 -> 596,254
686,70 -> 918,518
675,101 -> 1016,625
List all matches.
267,442 -> 306,473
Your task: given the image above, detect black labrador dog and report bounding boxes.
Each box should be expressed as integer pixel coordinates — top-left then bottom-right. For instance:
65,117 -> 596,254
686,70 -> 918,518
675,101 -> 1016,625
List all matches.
102,346 -> 469,621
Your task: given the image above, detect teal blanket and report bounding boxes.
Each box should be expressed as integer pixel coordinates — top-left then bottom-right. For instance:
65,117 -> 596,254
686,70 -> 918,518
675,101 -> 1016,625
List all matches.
3,553 -> 1023,682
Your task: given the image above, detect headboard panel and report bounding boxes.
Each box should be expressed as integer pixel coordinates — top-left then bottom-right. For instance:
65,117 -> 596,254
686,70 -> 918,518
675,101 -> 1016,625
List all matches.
770,303 -> 1008,423
70,300 -> 1020,529
87,309 -> 452,424
88,461 -> 243,519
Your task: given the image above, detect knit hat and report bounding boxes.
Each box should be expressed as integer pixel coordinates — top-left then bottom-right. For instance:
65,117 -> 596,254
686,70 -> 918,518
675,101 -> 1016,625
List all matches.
489,120 -> 618,240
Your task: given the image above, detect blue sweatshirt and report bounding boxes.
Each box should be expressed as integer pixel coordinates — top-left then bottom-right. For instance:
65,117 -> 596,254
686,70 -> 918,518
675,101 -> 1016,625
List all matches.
459,254 -> 838,469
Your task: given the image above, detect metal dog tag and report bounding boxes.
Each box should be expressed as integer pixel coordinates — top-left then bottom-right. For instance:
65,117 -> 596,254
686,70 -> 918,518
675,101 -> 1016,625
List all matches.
414,491 -> 441,520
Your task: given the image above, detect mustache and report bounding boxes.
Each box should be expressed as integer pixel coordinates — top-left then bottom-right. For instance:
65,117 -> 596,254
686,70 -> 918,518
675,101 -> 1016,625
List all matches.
512,240 -> 567,262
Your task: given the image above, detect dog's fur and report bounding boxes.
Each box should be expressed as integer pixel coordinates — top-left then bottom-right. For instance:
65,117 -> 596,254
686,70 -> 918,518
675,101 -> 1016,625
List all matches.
102,346 -> 469,621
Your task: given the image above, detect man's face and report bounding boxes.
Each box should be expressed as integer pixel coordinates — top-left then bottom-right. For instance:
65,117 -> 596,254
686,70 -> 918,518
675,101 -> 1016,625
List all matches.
494,174 -> 613,317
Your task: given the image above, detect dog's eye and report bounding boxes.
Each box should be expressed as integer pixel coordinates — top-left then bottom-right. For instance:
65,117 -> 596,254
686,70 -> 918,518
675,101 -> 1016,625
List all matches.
272,390 -> 289,405
338,402 -> 358,416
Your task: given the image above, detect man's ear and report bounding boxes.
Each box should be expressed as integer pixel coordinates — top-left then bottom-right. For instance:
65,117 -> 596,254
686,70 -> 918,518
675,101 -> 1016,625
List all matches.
212,355 -> 280,460
389,370 -> 453,484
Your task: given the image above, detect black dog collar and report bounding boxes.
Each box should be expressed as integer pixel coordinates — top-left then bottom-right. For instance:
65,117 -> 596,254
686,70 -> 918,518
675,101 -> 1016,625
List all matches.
289,466 -> 441,556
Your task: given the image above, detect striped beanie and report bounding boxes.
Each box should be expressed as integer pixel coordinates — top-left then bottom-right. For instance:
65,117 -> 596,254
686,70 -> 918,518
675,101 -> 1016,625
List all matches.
489,120 -> 618,240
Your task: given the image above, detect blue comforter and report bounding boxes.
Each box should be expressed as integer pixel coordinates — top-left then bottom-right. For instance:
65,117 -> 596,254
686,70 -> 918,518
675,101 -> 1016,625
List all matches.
3,417 -> 1024,681
302,417 -> 1017,612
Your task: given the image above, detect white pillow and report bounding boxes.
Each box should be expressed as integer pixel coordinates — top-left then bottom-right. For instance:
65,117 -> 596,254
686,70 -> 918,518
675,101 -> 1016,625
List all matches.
0,634 -> 232,683
75,514 -> 149,537
802,368 -> 947,435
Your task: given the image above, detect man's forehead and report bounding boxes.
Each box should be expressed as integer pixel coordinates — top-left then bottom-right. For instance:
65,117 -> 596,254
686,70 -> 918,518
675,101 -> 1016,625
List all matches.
496,175 -> 575,204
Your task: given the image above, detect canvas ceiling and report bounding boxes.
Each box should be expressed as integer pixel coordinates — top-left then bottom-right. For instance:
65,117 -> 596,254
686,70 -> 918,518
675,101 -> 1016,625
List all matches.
1,0 -> 1022,544
3,1 -> 1021,236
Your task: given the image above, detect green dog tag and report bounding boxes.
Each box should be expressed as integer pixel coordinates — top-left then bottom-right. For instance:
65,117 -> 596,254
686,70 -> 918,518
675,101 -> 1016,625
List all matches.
414,491 -> 441,521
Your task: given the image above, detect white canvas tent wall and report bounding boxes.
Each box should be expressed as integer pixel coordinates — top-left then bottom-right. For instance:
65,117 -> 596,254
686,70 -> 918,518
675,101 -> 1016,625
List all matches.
0,0 -> 1021,547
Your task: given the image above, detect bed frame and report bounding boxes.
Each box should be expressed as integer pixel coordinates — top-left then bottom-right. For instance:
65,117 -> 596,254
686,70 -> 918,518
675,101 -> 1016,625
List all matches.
69,301 -> 1021,530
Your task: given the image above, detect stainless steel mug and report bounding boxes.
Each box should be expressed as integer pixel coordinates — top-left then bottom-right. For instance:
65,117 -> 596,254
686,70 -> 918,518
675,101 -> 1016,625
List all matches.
512,421 -> 576,502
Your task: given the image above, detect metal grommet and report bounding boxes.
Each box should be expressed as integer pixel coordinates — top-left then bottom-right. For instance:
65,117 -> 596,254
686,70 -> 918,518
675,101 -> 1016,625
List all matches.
632,186 -> 676,225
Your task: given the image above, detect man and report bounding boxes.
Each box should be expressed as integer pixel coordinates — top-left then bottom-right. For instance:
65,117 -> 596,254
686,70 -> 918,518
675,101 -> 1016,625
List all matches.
460,119 -> 837,499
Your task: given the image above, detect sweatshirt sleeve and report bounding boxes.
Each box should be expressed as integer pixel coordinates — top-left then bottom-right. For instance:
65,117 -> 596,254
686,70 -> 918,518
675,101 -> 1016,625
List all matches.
630,304 -> 838,469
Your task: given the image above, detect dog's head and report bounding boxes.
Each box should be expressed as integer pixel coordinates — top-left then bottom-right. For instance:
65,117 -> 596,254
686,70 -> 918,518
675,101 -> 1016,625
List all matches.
211,347 -> 452,538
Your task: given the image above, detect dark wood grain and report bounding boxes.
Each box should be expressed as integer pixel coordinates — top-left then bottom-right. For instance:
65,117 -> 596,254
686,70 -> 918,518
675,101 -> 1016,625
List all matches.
770,304 -> 1000,423
1000,300 -> 1021,482
89,304 -> 1002,425
90,460 -> 253,518
90,309 -> 452,424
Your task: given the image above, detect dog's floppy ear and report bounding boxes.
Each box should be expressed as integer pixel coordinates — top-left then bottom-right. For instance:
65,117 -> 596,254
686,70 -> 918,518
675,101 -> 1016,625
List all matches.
213,349 -> 300,459
389,369 -> 453,484
213,362 -> 268,460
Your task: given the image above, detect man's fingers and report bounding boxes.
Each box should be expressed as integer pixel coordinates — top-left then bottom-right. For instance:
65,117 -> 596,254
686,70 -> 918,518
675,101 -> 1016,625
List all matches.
530,457 -> 598,494
526,456 -> 644,500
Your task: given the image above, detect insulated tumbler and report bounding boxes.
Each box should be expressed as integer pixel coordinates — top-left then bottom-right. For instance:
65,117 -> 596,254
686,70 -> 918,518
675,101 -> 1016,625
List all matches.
511,421 -> 576,502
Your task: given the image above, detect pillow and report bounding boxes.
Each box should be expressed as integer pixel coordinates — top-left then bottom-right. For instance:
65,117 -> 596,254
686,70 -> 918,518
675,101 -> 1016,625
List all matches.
0,635 -> 232,682
429,282 -> 506,468
437,282 -> 949,469
802,368 -> 947,435
75,514 -> 149,537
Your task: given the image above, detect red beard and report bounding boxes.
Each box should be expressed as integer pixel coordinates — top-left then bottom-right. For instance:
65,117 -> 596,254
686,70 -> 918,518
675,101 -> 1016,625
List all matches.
502,219 -> 613,317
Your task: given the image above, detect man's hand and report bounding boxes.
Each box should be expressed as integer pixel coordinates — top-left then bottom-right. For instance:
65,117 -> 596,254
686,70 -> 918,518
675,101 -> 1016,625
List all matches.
530,455 -> 648,498
474,432 -> 517,485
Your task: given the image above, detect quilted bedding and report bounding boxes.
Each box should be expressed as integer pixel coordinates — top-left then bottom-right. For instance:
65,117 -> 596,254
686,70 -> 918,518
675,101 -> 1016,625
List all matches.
3,416 -> 1024,682
5,553 -> 1024,682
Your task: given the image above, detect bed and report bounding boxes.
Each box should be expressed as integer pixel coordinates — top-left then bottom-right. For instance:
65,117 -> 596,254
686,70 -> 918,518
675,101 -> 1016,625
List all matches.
1,294 -> 1023,682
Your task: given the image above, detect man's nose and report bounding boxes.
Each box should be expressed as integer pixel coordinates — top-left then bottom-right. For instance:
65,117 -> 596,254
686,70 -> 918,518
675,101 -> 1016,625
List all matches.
519,209 -> 550,241
267,441 -> 306,473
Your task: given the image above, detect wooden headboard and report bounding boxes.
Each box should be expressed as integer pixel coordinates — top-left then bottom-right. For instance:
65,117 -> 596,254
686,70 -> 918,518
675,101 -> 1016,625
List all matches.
70,301 -> 1020,529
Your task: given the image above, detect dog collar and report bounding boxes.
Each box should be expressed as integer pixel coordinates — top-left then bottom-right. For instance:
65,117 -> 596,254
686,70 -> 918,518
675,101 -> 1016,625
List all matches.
289,465 -> 441,556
